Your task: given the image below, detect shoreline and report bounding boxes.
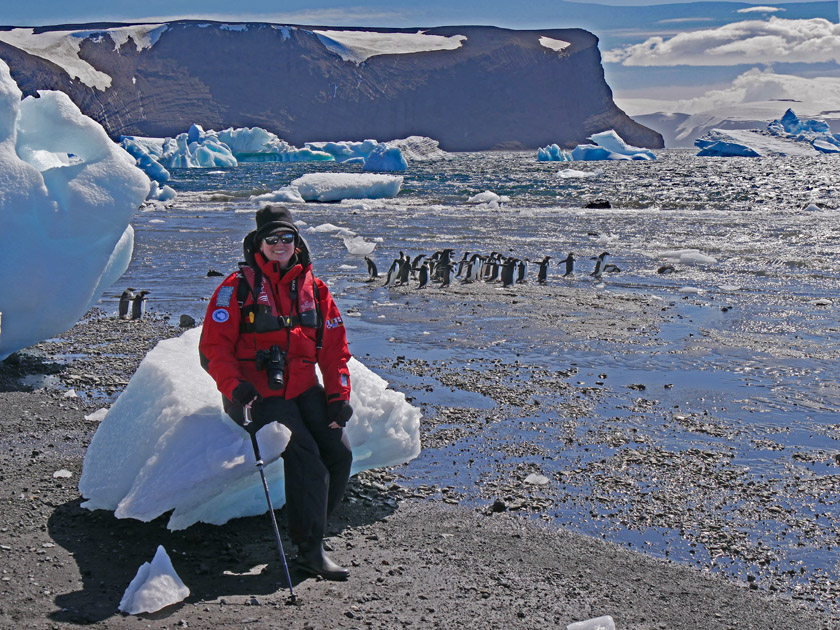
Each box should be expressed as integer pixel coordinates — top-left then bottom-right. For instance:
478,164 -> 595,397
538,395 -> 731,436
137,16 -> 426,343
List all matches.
0,311 -> 837,628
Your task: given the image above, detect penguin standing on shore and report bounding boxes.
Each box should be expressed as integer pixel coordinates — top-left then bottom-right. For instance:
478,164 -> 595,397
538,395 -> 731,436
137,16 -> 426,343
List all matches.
364,256 -> 378,281
537,256 -> 551,283
417,261 -> 430,289
591,251 -> 611,279
500,258 -> 517,287
558,253 -> 575,277
130,290 -> 150,320
516,259 -> 528,283
118,288 -> 135,319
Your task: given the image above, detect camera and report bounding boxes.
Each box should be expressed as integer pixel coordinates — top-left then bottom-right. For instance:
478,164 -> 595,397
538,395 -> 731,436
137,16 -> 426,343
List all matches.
255,345 -> 286,390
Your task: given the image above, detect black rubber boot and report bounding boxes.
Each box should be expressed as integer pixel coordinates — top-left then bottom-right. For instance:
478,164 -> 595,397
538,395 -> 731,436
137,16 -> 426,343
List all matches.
296,539 -> 349,581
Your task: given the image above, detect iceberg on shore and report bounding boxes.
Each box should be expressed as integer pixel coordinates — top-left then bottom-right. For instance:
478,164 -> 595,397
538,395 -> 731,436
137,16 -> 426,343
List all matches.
0,60 -> 149,360
538,130 -> 656,161
79,327 -> 422,530
695,109 -> 840,157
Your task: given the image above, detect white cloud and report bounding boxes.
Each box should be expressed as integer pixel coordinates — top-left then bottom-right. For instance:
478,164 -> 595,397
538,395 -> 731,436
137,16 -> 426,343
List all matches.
736,6 -> 785,15
604,17 -> 840,66
617,68 -> 840,116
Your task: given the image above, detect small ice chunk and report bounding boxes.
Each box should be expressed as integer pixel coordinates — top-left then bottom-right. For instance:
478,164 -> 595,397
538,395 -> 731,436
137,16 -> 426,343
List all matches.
467,190 -> 509,205
524,473 -> 550,485
84,408 -> 109,422
343,236 -> 376,255
53,469 -> 72,478
661,249 -> 717,265
62,389 -> 78,398
810,298 -> 832,306
567,615 -> 615,630
557,168 -> 600,179
678,286 -> 705,294
119,545 -> 190,615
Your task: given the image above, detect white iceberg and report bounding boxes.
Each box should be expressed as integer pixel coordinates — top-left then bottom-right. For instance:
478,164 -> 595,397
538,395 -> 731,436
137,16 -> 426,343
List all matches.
251,186 -> 306,204
660,249 -> 718,266
291,173 -> 403,202
0,60 -> 149,360
695,109 -> 839,157
119,545 -> 190,615
539,130 -> 655,161
343,235 -> 377,255
467,191 -> 510,207
79,327 -> 421,530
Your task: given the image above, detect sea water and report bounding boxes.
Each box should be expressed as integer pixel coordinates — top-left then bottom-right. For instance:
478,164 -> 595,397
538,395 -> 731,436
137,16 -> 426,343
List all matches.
108,149 -> 840,606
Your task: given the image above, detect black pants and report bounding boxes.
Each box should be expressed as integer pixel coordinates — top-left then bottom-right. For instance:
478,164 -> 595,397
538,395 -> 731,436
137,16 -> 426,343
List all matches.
225,386 -> 353,544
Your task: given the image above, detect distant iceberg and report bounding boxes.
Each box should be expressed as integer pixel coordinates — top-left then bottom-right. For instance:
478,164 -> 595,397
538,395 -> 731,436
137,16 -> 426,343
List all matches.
291,173 -> 403,202
538,130 -> 656,161
695,109 -> 840,157
121,126 -> 440,177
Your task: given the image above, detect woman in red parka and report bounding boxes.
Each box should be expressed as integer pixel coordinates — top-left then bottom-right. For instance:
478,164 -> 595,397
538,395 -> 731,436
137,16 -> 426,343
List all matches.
200,204 -> 353,581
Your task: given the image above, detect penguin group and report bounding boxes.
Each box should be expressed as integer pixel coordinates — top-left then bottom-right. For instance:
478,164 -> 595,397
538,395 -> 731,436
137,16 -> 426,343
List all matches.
364,248 -> 621,289
118,288 -> 150,320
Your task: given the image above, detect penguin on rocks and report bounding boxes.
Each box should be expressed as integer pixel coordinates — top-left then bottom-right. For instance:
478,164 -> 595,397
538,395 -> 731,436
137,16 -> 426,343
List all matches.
500,258 -> 517,287
130,290 -> 150,320
382,259 -> 399,286
364,256 -> 378,281
417,261 -> 430,289
537,256 -> 552,283
591,252 -> 611,278
516,259 -> 528,284
558,253 -> 575,277
118,288 -> 135,319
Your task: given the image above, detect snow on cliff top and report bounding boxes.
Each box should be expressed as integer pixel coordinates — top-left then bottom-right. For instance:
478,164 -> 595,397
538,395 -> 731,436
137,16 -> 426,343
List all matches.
312,29 -> 467,64
0,24 -> 167,90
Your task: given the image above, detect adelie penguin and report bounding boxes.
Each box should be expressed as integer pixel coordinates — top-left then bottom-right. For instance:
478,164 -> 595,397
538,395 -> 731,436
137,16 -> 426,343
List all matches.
130,290 -> 150,320
590,252 -> 611,279
364,256 -> 378,281
416,261 -> 430,289
118,288 -> 135,319
537,255 -> 551,283
557,253 -> 575,277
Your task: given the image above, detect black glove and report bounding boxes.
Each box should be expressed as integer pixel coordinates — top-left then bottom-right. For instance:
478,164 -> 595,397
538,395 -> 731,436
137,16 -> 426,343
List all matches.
327,400 -> 353,427
232,381 -> 262,408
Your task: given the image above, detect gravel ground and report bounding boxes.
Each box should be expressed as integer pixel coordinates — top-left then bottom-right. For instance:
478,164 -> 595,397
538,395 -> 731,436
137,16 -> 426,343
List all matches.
0,307 -> 837,629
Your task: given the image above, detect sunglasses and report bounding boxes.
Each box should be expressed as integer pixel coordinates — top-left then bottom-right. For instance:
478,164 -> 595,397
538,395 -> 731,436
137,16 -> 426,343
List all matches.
264,233 -> 296,245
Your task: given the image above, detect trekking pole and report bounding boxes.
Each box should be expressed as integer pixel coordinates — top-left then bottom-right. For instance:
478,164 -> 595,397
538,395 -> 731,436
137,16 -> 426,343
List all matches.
244,407 -> 297,604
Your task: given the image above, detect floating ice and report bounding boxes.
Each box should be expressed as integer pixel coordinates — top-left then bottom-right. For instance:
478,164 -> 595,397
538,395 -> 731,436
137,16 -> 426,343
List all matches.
343,235 -> 377,255
539,130 -> 655,162
679,286 -> 705,294
251,186 -> 306,204
291,173 -> 403,202
695,109 -> 839,157
0,61 -> 149,359
661,249 -> 718,265
467,191 -> 510,208
119,545 -> 190,615
557,168 -> 600,179
363,144 -> 408,172
79,327 -> 421,530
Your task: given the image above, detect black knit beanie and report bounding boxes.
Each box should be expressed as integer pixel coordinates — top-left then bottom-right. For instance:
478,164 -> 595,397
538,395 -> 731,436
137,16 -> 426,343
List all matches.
254,205 -> 298,243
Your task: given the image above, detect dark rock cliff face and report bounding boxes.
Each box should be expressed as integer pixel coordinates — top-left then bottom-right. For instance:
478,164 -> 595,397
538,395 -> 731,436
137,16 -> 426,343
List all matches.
1,22 -> 663,151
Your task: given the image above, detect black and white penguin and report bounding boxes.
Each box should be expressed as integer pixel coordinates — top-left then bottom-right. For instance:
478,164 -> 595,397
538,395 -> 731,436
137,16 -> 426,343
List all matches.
590,251 -> 611,278
516,259 -> 528,284
382,259 -> 399,286
417,262 -> 430,289
364,256 -> 378,280
130,290 -> 150,320
118,288 -> 135,319
500,258 -> 517,287
537,256 -> 552,283
439,262 -> 454,288
396,256 -> 412,285
558,253 -> 575,277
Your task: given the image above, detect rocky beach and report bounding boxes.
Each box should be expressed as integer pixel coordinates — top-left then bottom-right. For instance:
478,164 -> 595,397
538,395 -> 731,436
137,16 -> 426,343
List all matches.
1,278 -> 838,629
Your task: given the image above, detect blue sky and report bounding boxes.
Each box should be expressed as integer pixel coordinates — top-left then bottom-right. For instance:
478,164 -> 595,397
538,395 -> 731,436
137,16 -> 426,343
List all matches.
1,0 -> 838,116
1,0 -> 823,27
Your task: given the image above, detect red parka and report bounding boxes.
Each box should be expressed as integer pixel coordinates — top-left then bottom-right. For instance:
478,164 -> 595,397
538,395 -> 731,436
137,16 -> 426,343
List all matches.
199,241 -> 351,404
